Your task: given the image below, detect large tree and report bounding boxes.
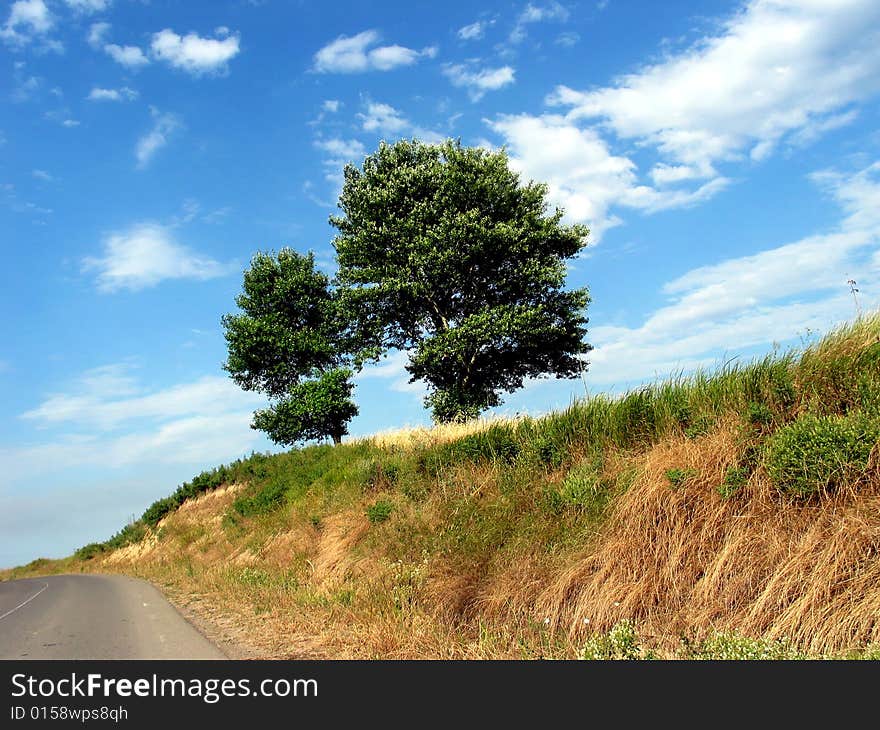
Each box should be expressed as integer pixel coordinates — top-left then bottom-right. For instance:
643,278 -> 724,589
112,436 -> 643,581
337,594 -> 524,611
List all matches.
222,249 -> 358,445
331,138 -> 592,422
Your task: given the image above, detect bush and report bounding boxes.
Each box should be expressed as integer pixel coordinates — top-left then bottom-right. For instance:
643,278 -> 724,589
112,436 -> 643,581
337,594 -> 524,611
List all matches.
366,500 -> 394,524
142,496 -> 180,527
233,480 -> 288,517
684,414 -> 713,439
746,401 -> 774,428
665,468 -> 697,489
719,466 -> 749,499
581,620 -> 657,660
104,521 -> 147,551
681,632 -> 805,660
542,456 -> 611,519
765,412 -> 880,497
74,543 -> 105,561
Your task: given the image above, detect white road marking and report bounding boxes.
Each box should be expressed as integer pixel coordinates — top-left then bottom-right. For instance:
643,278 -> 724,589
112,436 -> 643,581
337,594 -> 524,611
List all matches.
0,582 -> 49,621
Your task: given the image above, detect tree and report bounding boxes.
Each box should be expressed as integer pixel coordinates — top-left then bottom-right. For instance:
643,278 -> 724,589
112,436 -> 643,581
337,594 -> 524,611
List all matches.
222,249 -> 358,445
331,138 -> 592,423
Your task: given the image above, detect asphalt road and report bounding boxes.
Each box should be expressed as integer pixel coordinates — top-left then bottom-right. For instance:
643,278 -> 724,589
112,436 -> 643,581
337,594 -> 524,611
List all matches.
0,574 -> 226,659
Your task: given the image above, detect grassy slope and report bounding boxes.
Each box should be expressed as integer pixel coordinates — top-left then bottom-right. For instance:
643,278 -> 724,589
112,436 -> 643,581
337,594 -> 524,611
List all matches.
7,316 -> 880,659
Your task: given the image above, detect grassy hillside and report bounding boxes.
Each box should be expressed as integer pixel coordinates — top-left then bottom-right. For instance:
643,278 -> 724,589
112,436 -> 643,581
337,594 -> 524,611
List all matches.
8,316 -> 880,658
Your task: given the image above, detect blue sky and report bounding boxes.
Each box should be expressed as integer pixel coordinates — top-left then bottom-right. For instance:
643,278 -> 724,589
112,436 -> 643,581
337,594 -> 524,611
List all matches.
2,0 -> 880,567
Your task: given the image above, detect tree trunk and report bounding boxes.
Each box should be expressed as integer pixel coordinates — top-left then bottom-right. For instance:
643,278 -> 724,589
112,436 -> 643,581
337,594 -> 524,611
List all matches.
332,434 -> 342,445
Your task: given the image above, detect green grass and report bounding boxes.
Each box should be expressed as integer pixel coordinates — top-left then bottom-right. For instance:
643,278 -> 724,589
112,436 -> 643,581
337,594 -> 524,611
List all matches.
765,411 -> 880,497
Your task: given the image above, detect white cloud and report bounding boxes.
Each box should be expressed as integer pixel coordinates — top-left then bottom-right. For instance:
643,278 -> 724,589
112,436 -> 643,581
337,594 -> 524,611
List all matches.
135,109 -> 181,168
0,0 -> 53,47
64,0 -> 111,14
587,161 -> 880,386
61,118 -> 79,127
10,365 -> 266,476
150,28 -> 241,76
87,86 -> 138,102
509,1 -> 569,44
313,29 -> 436,73
356,100 -> 445,142
314,137 -> 366,160
31,168 -> 53,181
105,42 -> 149,69
548,0 -> 880,181
23,366 -> 261,431
458,20 -> 492,41
322,99 -> 341,113
87,20 -> 109,48
357,350 -> 424,394
555,31 -> 579,47
357,101 -> 408,135
82,222 -> 236,292
314,137 -> 366,186
10,69 -> 40,102
488,113 -> 730,241
442,63 -> 515,101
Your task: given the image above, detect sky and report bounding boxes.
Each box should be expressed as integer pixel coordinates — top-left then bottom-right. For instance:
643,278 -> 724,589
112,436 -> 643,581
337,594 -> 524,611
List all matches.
2,0 -> 880,567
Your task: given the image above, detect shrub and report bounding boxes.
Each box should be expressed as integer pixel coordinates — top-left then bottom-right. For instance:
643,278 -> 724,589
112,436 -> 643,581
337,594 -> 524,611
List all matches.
74,543 -> 105,561
681,632 -> 805,660
364,461 -> 399,491
142,496 -> 180,527
581,620 -> 656,660
665,468 -> 697,489
233,480 -> 288,517
746,401 -> 774,428
366,500 -> 394,524
542,456 -> 612,519
765,412 -> 880,497
104,521 -> 147,551
719,466 -> 749,499
684,414 -> 713,439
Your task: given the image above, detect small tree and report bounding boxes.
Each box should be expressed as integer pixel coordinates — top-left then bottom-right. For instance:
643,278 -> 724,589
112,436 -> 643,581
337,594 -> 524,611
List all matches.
331,138 -> 592,422
222,249 -> 358,445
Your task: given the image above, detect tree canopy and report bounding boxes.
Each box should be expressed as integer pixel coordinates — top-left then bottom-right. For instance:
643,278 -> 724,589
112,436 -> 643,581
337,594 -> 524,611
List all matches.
331,138 -> 592,422
222,249 -> 358,444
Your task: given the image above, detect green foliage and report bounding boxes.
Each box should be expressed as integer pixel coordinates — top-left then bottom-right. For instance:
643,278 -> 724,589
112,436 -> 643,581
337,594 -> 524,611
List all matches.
331,138 -> 592,422
581,621 -> 657,660
366,500 -> 394,524
233,480 -> 289,517
719,466 -> 749,499
423,423 -> 521,473
104,521 -> 147,551
222,249 -> 360,445
74,543 -> 105,561
542,456 -> 615,522
746,401 -> 775,428
681,633 -> 806,660
665,467 -> 697,488
684,414 -> 714,439
252,368 -> 358,446
142,496 -> 179,528
765,412 -> 880,497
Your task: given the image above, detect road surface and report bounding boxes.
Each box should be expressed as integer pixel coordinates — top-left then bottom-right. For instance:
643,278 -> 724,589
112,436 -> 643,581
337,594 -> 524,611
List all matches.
0,574 -> 226,659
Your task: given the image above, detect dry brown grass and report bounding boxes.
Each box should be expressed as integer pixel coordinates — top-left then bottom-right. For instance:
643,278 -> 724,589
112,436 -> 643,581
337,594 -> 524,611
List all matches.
366,415 -> 522,450
538,419 -> 880,655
